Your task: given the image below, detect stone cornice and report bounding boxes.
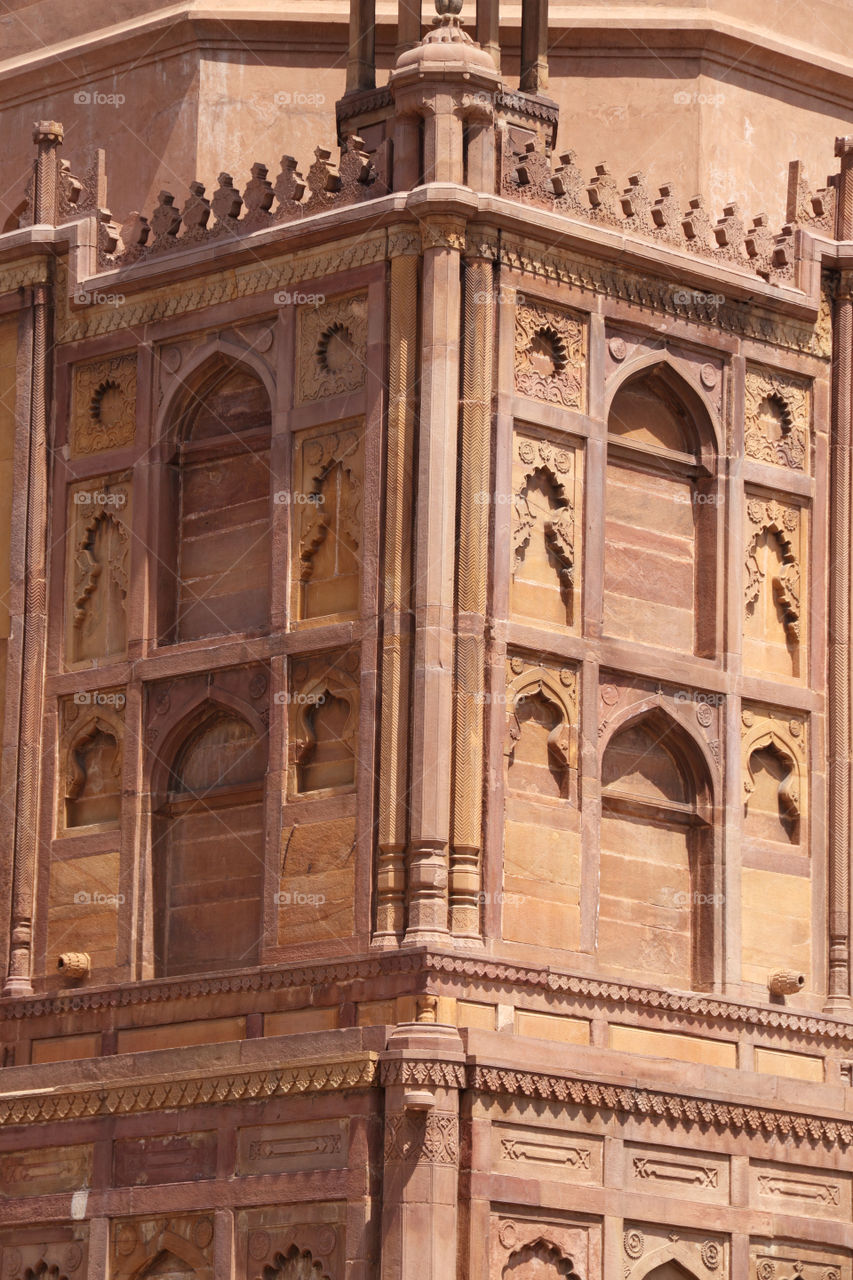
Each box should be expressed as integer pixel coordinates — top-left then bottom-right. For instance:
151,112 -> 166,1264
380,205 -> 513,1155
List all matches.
471,1064 -> 853,1150
0,1052 -> 378,1127
5,949 -> 853,1050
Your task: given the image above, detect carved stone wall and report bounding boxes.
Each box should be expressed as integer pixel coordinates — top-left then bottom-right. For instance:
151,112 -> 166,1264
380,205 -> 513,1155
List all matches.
65,474 -> 131,664
291,421 -> 363,622
744,364 -> 810,470
295,293 -> 368,404
743,494 -> 805,679
70,352 -> 137,455
514,298 -> 586,410
510,431 -> 579,629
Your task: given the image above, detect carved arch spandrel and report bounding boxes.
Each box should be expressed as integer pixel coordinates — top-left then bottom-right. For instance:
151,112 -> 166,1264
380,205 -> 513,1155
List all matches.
514,298 -> 586,409
741,704 -> 807,844
258,1244 -> 330,1280
744,363 -> 810,470
503,1237 -> 582,1279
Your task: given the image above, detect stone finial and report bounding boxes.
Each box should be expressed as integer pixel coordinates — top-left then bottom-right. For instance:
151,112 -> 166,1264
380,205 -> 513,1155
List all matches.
33,119 -> 64,145
714,201 -> 746,259
651,181 -> 682,243
587,163 -> 622,225
621,172 -> 653,227
682,194 -> 714,249
552,150 -> 586,215
180,181 -> 211,235
242,162 -> 275,220
211,172 -> 243,226
150,190 -> 181,240
273,155 -> 306,220
118,211 -> 150,258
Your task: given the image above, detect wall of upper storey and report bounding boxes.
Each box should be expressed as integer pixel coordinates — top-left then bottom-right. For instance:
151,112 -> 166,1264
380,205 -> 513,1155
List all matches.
1,2 -> 853,232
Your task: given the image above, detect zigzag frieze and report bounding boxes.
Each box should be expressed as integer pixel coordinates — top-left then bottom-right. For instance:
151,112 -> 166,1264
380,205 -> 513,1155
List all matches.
5,951 -> 853,1049
0,1055 -> 378,1127
472,229 -> 829,359
471,1065 -> 853,1150
56,230 -> 389,342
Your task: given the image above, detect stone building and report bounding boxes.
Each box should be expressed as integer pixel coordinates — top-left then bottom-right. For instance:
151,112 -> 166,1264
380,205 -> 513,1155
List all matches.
0,0 -> 852,1275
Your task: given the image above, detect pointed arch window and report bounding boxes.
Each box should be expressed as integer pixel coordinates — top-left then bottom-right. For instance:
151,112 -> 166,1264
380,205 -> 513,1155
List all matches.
163,359 -> 272,643
153,707 -> 267,976
604,365 -> 718,657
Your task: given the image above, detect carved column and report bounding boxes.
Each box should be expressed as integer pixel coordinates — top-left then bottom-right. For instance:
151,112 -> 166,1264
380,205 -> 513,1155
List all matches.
3,127 -> 59,996
520,0 -> 549,94
476,0 -> 501,69
380,1017 -> 466,1280
397,0 -> 421,54
825,135 -> 853,1010
375,231 -> 420,943
403,216 -> 465,944
450,249 -> 495,937
347,0 -> 376,91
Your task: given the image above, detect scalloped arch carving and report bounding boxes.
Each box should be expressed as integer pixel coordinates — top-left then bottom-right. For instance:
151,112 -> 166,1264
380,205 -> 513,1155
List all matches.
511,434 -> 578,629
503,1238 -> 582,1279
260,1244 -> 330,1280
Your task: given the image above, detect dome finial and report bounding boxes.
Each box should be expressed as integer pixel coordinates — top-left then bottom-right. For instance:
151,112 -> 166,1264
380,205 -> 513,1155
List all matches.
435,0 -> 464,15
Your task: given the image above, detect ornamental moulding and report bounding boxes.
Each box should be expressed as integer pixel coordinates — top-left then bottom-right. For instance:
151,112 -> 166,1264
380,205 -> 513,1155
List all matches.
4,950 -> 853,1046
471,1066 -> 853,1150
0,1054 -> 378,1127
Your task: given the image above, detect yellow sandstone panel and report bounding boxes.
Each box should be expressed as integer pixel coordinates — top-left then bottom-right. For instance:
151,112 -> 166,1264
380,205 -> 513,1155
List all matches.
754,1046 -> 823,1081
46,852 -> 121,976
277,816 -> 356,945
741,867 -> 811,987
31,1032 -> 101,1064
117,1016 -> 246,1054
265,1007 -> 338,1036
610,1025 -> 737,1068
503,819 -> 581,950
456,1001 -> 496,1030
515,1010 -> 590,1044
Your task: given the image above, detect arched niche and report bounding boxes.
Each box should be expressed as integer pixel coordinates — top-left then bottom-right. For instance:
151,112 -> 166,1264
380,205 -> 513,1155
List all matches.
290,671 -> 358,796
599,707 -> 715,990
511,458 -> 575,628
743,723 -> 803,846
603,361 -> 718,658
153,705 -> 267,976
70,505 -> 129,663
261,1245 -> 330,1280
65,718 -> 122,830
503,1238 -> 581,1279
160,355 -> 272,644
505,666 -> 576,802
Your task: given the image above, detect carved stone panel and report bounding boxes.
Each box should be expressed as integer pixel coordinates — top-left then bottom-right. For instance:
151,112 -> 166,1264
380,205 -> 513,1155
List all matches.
624,1223 -> 728,1279
624,1142 -> 730,1203
743,492 -> 805,679
492,1122 -> 602,1185
0,1231 -> 87,1279
237,1202 -> 344,1280
515,298 -> 586,409
0,1144 -> 93,1196
510,430 -> 580,629
236,1121 -> 348,1176
287,649 -> 359,796
490,1212 -> 599,1280
58,690 -> 125,833
750,1159 -> 850,1221
295,292 -> 368,404
111,1214 -> 214,1280
741,703 -> 808,847
751,1240 -> 850,1280
71,351 -> 137,454
66,473 -> 131,664
113,1131 -> 217,1187
291,420 -> 364,622
744,364 -> 810,470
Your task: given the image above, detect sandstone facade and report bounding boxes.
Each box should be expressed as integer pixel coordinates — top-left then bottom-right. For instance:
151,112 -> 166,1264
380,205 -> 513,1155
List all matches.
0,1 -> 852,1277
